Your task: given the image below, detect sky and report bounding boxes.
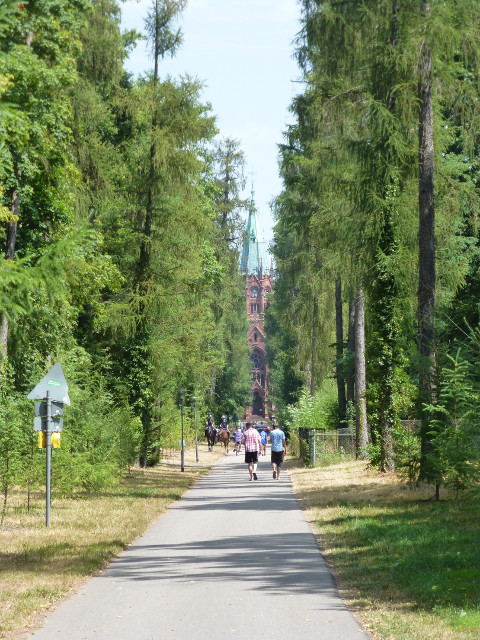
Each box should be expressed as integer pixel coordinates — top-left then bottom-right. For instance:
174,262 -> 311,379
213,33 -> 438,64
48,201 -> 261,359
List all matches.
120,0 -> 303,246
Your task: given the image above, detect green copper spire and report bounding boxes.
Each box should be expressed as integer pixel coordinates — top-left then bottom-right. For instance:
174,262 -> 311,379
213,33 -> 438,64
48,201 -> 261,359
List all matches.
240,195 -> 269,276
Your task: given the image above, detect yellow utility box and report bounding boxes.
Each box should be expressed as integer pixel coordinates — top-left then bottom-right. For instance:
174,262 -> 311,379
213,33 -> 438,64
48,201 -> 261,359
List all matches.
37,432 -> 61,449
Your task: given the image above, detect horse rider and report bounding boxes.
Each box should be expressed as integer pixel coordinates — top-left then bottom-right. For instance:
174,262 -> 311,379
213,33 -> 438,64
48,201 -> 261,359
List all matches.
205,414 -> 215,438
219,414 -> 230,439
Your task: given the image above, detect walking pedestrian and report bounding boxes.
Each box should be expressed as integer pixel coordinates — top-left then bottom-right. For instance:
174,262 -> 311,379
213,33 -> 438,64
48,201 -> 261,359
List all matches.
269,421 -> 287,479
234,426 -> 243,454
260,426 -> 268,456
242,422 -> 262,481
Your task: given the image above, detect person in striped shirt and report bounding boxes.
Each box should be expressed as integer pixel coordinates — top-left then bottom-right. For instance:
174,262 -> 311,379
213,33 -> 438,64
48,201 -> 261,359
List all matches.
242,422 -> 262,481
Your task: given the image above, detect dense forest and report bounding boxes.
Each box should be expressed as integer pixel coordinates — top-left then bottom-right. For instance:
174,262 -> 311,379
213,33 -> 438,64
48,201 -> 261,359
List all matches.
0,0 -> 253,511
267,0 -> 480,497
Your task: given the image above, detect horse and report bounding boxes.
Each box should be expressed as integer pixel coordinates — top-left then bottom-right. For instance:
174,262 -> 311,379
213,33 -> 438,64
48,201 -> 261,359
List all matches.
218,428 -> 229,453
205,425 -> 217,451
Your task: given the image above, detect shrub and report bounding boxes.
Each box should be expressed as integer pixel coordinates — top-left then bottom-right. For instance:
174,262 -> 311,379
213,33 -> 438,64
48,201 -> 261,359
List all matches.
425,350 -> 480,503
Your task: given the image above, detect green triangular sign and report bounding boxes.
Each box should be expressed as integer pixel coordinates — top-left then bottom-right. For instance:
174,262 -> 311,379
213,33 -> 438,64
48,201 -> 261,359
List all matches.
27,362 -> 71,405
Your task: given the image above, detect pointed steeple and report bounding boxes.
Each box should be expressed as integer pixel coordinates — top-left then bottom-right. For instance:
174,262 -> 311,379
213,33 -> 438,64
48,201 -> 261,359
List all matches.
240,190 -> 269,276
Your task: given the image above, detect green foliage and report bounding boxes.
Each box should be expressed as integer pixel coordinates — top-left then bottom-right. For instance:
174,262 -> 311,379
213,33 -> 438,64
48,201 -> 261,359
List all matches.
271,0 -> 480,486
144,0 -> 187,61
0,363 -> 34,523
0,0 -> 253,518
200,138 -> 251,419
37,358 -> 143,496
392,420 -> 422,485
265,295 -> 303,418
286,381 -> 339,433
0,0 -> 88,252
424,351 -> 480,501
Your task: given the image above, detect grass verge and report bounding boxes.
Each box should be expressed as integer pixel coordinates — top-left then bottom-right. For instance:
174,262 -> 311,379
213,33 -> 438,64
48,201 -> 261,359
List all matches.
286,459 -> 480,640
0,443 -> 224,639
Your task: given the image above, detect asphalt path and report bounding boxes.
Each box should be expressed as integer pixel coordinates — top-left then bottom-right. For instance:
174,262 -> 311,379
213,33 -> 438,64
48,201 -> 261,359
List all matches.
23,449 -> 371,640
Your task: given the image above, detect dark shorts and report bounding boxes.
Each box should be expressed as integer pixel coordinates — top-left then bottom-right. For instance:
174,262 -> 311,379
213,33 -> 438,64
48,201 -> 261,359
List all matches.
271,451 -> 284,466
245,451 -> 258,464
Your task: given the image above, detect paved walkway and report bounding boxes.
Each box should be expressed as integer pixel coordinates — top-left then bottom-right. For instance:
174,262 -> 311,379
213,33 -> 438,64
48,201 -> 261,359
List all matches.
23,450 -> 370,639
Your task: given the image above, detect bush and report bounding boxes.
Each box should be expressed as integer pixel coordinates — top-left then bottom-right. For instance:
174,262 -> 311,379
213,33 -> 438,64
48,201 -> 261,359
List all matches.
425,350 -> 480,503
53,382 -> 142,495
0,364 -> 37,523
287,381 -> 339,432
286,381 -> 342,465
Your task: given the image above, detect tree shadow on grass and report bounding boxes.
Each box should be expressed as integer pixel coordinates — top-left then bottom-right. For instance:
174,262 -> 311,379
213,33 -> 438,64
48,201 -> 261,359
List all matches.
290,473 -> 480,613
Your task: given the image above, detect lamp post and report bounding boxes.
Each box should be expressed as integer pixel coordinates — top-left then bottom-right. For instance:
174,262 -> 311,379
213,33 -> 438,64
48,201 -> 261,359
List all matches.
192,397 -> 199,462
179,389 -> 186,472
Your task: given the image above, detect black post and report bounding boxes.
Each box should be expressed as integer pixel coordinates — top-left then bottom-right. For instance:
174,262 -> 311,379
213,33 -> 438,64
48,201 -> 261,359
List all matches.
179,389 -> 186,472
192,397 -> 199,462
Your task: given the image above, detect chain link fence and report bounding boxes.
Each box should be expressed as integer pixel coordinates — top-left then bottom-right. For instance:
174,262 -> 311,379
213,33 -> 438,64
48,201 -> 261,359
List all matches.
298,428 -> 357,466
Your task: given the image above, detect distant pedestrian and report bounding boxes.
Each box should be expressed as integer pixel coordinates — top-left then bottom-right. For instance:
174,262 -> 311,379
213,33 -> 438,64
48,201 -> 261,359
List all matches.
234,426 -> 243,454
242,422 -> 262,481
260,427 -> 268,456
269,421 -> 287,479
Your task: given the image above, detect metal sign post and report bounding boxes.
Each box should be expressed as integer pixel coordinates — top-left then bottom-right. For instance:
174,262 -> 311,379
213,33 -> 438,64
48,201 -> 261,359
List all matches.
45,391 -> 52,527
28,362 -> 70,527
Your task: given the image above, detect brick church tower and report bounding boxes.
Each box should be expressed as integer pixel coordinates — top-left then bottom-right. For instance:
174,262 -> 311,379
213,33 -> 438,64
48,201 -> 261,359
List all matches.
240,197 -> 274,422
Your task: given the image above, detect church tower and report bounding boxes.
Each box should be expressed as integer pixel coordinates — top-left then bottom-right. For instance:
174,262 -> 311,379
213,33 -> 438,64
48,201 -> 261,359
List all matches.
240,196 -> 274,422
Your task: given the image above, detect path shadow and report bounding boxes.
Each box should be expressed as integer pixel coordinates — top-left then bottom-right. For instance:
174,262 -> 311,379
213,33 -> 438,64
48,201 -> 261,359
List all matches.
101,531 -> 345,608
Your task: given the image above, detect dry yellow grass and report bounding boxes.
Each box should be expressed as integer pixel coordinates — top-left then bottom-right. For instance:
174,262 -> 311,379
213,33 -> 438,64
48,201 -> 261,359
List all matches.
0,443 -> 226,639
286,457 -> 438,503
286,458 -> 477,640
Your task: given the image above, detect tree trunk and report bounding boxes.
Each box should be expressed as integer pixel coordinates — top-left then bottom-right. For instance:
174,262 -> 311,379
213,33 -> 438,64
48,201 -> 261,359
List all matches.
381,421 -> 395,472
1,449 -> 9,526
378,0 -> 399,473
137,0 -> 162,464
355,288 -> 368,457
335,278 -> 347,425
418,0 -> 436,481
1,189 -> 20,360
141,405 -> 150,468
139,0 -> 160,280
310,293 -> 318,396
5,193 -> 18,261
346,297 -> 355,406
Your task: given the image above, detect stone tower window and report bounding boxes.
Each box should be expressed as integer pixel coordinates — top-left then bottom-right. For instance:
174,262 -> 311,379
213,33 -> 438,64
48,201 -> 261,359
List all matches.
251,287 -> 258,297
251,350 -> 265,369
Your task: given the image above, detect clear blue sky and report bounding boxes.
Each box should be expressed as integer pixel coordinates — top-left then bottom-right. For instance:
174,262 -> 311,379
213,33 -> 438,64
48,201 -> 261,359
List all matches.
120,0 -> 302,246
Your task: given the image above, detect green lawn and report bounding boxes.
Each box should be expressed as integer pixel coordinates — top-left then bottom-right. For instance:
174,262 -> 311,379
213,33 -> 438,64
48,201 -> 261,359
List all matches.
287,460 -> 480,640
